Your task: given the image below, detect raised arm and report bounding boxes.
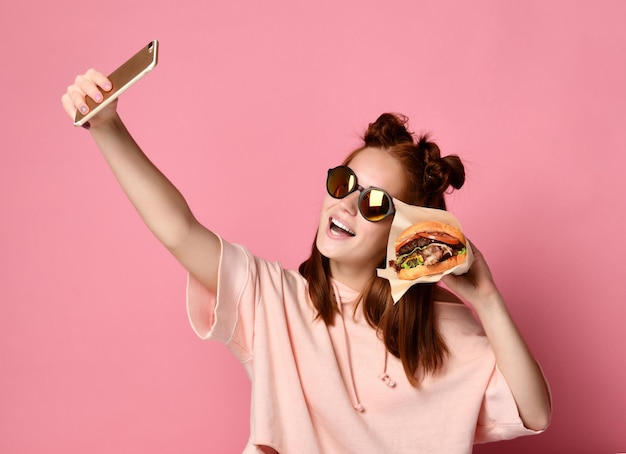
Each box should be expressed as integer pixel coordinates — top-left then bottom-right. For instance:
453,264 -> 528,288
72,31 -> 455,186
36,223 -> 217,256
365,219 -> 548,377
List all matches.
61,69 -> 220,293
442,242 -> 552,432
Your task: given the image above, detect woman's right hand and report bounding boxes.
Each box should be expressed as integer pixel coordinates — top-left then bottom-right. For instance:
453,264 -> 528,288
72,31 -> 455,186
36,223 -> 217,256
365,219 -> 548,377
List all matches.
61,69 -> 117,128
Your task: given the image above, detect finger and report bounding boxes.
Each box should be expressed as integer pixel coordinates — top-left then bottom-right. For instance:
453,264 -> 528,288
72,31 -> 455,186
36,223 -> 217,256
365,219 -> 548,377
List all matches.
75,74 -> 104,105
66,83 -> 90,115
464,238 -> 483,258
61,92 -> 77,118
85,68 -> 112,92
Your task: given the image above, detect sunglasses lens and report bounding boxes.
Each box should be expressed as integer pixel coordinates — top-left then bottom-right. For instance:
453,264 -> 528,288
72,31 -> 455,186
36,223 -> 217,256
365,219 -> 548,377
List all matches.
327,167 -> 356,198
360,189 -> 393,221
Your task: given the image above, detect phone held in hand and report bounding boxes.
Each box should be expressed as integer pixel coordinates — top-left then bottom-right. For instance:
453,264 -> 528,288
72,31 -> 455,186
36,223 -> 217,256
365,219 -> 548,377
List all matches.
74,39 -> 159,127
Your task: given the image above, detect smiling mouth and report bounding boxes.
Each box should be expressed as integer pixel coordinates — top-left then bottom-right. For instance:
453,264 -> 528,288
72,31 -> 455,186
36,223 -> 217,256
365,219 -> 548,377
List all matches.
330,218 -> 355,237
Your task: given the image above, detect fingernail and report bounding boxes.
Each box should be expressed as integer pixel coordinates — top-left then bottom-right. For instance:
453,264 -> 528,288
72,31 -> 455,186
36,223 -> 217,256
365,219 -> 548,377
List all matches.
94,93 -> 103,102
80,106 -> 88,114
103,83 -> 112,91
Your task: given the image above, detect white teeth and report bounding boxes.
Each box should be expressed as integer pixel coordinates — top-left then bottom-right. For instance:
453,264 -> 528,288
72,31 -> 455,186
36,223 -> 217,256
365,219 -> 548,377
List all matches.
331,218 -> 355,236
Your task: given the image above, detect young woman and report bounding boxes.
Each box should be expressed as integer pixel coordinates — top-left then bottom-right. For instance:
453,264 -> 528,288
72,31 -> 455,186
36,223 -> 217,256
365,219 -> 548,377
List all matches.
62,69 -> 551,453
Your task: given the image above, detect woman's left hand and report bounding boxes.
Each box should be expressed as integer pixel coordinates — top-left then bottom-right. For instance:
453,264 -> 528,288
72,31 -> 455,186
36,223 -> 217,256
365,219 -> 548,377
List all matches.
442,240 -> 500,309
444,239 -> 552,431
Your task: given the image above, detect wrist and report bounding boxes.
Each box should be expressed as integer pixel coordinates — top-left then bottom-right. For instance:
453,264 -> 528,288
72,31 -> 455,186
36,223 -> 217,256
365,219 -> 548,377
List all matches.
471,291 -> 507,319
88,113 -> 125,136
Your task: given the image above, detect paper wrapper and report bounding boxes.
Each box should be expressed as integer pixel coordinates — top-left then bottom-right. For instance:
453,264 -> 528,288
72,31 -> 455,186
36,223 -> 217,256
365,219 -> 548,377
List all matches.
377,199 -> 474,303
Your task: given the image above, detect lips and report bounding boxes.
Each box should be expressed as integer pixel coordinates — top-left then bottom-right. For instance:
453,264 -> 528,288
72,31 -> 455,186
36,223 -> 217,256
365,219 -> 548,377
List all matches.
329,217 -> 355,237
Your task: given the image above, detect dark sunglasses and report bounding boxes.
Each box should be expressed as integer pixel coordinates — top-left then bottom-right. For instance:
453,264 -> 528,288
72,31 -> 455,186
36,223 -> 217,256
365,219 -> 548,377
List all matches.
326,166 -> 396,222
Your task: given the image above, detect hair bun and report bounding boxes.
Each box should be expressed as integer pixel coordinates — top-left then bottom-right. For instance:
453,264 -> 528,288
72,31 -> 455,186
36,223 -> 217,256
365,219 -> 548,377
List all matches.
363,113 -> 414,148
418,136 -> 465,195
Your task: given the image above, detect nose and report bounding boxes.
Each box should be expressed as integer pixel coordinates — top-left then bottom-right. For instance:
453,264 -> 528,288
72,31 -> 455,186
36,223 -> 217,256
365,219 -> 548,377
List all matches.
338,190 -> 359,216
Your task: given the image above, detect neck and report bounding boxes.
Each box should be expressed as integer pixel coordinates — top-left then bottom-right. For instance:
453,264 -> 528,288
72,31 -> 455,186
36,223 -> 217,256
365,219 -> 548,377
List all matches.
329,261 -> 376,293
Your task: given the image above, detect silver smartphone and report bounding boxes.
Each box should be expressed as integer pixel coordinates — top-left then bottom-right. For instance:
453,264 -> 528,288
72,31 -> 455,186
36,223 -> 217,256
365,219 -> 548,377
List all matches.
74,40 -> 159,126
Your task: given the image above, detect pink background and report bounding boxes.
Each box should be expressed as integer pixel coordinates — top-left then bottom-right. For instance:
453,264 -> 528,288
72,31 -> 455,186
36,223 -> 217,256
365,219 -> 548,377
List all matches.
1,1 -> 625,452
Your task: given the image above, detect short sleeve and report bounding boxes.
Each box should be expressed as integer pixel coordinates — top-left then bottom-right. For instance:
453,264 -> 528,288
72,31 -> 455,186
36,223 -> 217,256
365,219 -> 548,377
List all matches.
474,365 -> 549,443
186,237 -> 256,362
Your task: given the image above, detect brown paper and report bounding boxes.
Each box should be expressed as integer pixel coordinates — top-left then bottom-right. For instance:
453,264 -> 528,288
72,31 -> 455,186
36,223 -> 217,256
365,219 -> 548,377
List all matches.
377,199 -> 474,303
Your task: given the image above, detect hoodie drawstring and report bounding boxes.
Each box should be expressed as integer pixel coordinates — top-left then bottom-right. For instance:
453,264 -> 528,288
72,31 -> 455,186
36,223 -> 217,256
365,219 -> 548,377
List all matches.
332,282 -> 396,413
335,289 -> 365,412
379,350 -> 396,388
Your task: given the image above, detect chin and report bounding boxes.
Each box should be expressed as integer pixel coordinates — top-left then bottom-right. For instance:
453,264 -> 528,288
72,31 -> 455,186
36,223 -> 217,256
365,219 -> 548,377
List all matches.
315,233 -> 335,261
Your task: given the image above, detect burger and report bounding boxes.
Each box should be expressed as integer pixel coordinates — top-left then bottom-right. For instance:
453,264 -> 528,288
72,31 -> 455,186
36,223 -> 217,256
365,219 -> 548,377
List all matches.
389,221 -> 467,280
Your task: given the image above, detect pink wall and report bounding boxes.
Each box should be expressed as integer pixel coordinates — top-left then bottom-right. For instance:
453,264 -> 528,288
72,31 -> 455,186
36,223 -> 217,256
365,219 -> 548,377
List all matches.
1,1 -> 625,452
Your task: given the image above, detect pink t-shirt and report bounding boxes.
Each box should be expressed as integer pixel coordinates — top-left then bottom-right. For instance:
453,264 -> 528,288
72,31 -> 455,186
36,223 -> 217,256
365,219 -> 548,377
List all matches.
186,238 -> 543,453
